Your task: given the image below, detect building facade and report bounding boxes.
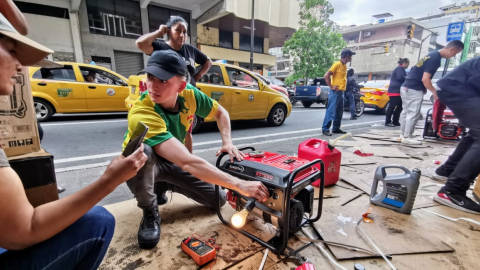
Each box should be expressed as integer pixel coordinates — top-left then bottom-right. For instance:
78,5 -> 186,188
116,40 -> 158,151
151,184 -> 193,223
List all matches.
15,0 -> 300,77
340,18 -> 437,81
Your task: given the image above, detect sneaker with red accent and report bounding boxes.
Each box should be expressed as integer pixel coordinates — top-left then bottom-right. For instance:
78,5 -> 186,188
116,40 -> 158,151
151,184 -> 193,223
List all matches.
434,187 -> 480,215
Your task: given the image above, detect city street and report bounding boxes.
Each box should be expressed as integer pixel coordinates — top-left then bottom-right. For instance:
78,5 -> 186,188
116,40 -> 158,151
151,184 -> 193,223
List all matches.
43,103 -> 432,174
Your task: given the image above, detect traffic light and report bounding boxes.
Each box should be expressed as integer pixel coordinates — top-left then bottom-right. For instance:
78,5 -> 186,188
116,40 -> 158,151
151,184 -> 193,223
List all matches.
406,24 -> 415,39
384,43 -> 390,53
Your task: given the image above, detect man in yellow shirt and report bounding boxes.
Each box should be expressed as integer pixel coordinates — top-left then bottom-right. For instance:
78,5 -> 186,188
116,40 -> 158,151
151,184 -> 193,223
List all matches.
322,49 -> 355,136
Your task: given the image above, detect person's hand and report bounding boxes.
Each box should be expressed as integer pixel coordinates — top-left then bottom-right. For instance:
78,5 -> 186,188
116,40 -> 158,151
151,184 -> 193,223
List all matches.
158,24 -> 168,36
432,91 -> 438,101
216,142 -> 245,162
237,181 -> 269,202
103,144 -> 148,186
331,86 -> 339,91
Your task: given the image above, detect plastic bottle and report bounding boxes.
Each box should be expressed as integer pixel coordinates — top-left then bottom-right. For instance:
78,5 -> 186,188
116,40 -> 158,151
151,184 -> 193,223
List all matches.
370,165 -> 421,214
298,139 -> 341,187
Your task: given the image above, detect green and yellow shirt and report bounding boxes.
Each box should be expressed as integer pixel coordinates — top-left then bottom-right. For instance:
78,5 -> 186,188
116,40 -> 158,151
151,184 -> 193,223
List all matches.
122,84 -> 218,149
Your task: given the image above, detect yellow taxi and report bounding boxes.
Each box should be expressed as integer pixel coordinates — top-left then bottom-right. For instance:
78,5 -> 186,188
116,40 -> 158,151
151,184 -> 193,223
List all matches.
360,80 -> 390,113
30,62 -> 130,121
125,63 -> 292,132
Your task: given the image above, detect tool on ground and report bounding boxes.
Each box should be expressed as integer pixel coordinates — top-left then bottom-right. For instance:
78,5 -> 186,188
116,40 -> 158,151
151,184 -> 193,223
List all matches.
181,233 -> 218,266
423,103 -> 464,140
355,217 -> 396,270
300,227 -> 348,270
298,137 -> 344,187
215,147 -> 324,253
258,248 -> 269,270
423,209 -> 480,226
370,165 -> 421,214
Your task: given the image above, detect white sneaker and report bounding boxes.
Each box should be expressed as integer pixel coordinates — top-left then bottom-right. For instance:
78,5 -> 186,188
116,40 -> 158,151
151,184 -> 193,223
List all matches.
398,134 -> 405,141
401,138 -> 422,145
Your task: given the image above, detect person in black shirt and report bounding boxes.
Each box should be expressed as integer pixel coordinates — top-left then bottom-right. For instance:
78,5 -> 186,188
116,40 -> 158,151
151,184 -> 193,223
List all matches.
399,40 -> 464,145
136,16 -> 212,87
430,57 -> 480,214
385,58 -> 409,126
345,68 -> 362,120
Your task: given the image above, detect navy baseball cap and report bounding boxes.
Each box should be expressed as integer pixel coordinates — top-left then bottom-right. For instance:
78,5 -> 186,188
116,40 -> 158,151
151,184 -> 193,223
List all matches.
341,48 -> 356,58
140,50 -> 187,80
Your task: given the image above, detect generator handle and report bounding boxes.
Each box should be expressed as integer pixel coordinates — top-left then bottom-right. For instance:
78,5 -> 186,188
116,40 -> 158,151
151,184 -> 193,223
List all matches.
287,159 -> 324,224
215,147 -> 256,168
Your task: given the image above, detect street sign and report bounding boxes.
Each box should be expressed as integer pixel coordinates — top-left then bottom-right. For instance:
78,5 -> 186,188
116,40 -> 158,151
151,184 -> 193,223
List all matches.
446,22 -> 465,42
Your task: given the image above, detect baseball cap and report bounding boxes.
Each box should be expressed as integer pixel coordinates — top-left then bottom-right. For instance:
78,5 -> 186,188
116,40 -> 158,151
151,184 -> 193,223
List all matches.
0,13 -> 53,66
140,50 -> 187,80
341,48 -> 356,58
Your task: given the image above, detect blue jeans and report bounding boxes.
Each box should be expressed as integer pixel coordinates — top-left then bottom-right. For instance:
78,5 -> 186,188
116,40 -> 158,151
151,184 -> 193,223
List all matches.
322,90 -> 344,131
344,91 -> 355,117
0,206 -> 115,270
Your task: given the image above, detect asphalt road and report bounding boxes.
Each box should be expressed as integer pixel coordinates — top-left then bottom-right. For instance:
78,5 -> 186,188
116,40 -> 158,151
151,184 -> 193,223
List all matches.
40,102 -> 433,172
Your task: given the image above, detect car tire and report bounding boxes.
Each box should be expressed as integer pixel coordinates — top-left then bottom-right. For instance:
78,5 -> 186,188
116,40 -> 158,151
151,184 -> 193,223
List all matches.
355,100 -> 365,117
289,95 -> 297,106
430,95 -> 434,104
191,115 -> 203,133
302,101 -> 313,108
267,104 -> 287,126
34,98 -> 54,122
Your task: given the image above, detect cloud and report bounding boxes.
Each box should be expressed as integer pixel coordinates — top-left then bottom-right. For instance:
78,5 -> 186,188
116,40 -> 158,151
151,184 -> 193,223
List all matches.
329,0 -> 458,26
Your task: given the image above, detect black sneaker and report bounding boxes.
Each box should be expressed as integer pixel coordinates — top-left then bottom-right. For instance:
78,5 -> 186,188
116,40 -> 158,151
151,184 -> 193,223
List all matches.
332,129 -> 347,134
393,122 -> 401,126
322,131 -> 332,136
138,205 -> 161,249
350,116 -> 357,120
433,187 -> 480,215
432,167 -> 452,182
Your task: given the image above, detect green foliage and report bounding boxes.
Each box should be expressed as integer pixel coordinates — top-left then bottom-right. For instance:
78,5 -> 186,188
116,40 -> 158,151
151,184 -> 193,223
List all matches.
283,0 -> 346,82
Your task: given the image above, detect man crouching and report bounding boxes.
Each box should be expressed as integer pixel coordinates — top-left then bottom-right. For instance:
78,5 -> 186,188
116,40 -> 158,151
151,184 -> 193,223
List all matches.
124,50 -> 269,249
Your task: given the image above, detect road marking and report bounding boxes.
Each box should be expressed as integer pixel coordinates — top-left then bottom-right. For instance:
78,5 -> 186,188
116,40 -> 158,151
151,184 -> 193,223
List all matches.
53,120 -> 383,168
42,119 -> 127,126
291,110 -> 321,113
56,161 -> 110,173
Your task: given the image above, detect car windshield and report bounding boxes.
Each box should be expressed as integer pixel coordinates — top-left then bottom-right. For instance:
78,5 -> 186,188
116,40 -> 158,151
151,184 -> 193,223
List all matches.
363,81 -> 388,88
270,77 -> 285,86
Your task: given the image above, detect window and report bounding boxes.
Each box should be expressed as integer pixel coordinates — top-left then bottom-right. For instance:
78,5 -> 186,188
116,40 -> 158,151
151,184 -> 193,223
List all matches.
86,0 -> 142,39
219,30 -> 233,49
148,5 -> 190,36
225,67 -> 259,89
79,67 -> 126,86
195,65 -> 225,85
15,1 -> 69,19
239,34 -> 264,53
32,66 -> 76,81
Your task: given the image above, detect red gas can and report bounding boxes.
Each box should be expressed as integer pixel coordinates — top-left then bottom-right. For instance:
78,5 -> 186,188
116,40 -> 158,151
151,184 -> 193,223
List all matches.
298,138 -> 341,187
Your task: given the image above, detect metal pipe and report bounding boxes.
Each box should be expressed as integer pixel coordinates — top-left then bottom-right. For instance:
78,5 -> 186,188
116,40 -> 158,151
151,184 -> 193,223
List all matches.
250,0 -> 255,71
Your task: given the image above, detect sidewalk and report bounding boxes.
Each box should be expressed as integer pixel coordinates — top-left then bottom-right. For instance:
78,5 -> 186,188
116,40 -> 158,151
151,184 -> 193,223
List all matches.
57,125 -> 480,270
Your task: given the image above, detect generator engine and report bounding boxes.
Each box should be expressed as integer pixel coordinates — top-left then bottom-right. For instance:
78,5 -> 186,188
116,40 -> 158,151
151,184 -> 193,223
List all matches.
215,147 -> 324,253
424,108 -> 464,140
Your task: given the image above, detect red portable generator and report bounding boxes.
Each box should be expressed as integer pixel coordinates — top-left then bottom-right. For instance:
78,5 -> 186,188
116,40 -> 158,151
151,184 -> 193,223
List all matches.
215,147 -> 324,253
423,101 -> 464,140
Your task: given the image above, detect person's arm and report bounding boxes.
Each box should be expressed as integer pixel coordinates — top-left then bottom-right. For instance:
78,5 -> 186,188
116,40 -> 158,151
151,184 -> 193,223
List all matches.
153,138 -> 269,202
136,25 -> 167,55
422,72 -> 437,100
0,146 -> 147,250
212,104 -> 244,162
0,0 -> 28,35
185,132 -> 193,154
324,63 -> 339,91
194,59 -> 212,82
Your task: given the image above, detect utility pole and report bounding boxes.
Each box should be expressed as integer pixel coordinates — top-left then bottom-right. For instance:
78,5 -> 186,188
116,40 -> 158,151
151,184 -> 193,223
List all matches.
250,0 -> 254,71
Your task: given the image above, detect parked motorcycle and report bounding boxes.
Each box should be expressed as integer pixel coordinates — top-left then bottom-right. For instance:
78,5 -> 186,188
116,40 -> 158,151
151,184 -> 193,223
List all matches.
344,85 -> 365,117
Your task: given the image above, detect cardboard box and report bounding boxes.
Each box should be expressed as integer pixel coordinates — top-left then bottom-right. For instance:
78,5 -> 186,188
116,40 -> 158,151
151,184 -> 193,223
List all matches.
474,176 -> 480,202
0,67 -> 41,157
8,149 -> 58,207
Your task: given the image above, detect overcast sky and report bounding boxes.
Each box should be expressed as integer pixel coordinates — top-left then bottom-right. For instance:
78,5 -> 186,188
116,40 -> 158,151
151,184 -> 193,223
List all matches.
329,0 -> 458,26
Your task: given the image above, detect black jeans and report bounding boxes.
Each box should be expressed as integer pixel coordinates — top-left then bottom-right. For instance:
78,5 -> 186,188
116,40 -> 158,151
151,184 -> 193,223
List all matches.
437,90 -> 480,195
385,96 -> 402,124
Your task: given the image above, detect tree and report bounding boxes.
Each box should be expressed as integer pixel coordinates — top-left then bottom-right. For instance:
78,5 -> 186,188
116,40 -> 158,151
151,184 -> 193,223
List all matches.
283,0 -> 346,86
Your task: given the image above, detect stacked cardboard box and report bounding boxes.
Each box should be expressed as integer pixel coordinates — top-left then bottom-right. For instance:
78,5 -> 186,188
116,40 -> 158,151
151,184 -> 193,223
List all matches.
1,67 -> 58,206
